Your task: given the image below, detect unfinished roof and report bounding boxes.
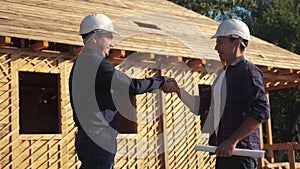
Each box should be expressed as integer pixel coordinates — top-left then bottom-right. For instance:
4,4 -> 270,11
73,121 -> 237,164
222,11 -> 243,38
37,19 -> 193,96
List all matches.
0,0 -> 300,89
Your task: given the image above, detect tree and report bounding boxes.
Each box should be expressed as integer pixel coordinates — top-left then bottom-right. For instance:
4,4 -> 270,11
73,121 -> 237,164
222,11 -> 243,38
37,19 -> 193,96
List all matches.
248,0 -> 300,54
169,0 -> 256,20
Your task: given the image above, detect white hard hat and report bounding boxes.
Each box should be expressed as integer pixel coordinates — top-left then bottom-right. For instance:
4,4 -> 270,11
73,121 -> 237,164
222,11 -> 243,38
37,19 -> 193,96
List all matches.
79,14 -> 119,35
211,19 -> 250,41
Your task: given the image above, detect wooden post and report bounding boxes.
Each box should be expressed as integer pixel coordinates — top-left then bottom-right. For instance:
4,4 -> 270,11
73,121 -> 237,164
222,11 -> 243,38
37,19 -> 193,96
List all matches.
157,56 -> 169,169
265,91 -> 274,163
288,143 -> 296,169
11,53 -> 21,168
257,124 -> 265,168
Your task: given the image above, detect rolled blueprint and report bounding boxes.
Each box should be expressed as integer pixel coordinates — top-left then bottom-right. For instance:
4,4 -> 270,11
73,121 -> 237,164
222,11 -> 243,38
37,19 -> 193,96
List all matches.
195,145 -> 265,158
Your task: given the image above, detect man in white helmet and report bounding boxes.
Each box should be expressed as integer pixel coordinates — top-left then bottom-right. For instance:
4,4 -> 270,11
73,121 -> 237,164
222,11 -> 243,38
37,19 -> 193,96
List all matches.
69,14 -> 179,169
170,19 -> 270,168
208,19 -> 270,169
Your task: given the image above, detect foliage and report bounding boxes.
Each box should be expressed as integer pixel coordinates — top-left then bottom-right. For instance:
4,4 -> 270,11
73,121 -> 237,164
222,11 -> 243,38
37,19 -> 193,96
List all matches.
269,87 -> 300,143
248,0 -> 300,54
269,87 -> 300,161
169,0 -> 256,20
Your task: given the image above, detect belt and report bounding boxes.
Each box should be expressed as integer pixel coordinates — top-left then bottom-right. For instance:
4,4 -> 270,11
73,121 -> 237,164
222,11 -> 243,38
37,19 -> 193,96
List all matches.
87,127 -> 118,137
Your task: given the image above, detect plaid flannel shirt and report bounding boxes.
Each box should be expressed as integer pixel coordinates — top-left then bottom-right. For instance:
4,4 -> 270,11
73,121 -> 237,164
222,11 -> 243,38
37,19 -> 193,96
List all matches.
201,56 -> 270,150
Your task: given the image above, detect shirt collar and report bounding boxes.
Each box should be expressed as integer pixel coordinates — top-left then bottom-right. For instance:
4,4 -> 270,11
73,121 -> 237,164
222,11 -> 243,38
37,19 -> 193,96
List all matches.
229,55 -> 245,67
81,47 -> 104,59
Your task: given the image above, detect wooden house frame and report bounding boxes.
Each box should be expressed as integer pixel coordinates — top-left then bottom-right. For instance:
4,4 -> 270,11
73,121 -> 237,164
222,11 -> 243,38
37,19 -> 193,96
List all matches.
0,0 -> 300,169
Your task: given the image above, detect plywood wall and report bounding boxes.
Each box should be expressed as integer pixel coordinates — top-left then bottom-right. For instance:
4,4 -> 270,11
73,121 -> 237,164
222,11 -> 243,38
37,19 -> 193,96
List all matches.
0,48 -> 215,169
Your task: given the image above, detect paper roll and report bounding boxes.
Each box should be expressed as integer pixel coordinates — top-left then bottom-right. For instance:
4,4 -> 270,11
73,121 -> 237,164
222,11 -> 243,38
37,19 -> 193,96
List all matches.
195,145 -> 265,158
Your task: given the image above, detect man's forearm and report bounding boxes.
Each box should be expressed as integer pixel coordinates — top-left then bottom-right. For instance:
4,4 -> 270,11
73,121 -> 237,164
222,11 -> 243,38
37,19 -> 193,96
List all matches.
179,88 -> 199,114
228,116 -> 261,145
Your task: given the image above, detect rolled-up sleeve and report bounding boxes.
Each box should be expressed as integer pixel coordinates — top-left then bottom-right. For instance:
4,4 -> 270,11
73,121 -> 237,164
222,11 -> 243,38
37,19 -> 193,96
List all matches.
243,65 -> 270,122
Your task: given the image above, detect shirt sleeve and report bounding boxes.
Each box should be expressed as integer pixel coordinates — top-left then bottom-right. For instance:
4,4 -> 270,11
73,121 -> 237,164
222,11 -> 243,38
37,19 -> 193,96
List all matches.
242,63 -> 270,122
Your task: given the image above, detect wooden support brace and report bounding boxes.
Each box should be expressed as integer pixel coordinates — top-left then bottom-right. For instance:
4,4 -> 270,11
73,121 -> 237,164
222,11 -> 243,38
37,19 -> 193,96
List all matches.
31,41 -> 49,51
0,36 -> 11,46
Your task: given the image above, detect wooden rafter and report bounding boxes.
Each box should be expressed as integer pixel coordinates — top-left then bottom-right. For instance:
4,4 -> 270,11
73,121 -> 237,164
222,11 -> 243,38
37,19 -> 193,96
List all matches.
70,46 -> 83,56
31,41 -> 49,51
258,65 -> 272,72
264,72 -> 300,82
155,55 -> 182,64
187,59 -> 204,68
0,36 -> 11,47
108,49 -> 125,59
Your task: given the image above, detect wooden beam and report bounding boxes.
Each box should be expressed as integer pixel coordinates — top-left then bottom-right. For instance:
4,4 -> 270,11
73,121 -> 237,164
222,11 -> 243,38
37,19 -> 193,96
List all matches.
264,72 -> 300,82
264,142 -> 295,151
277,68 -> 294,75
266,82 -> 300,91
137,53 -> 155,61
31,41 -> 49,51
257,124 -> 265,168
187,59 -> 204,68
265,91 -> 274,163
264,142 -> 297,169
107,49 -> 124,59
258,65 -> 272,72
155,55 -> 182,64
0,36 -> 11,46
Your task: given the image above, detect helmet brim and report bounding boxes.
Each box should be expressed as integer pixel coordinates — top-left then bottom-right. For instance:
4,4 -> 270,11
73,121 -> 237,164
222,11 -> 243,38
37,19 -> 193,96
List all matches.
211,34 -> 217,39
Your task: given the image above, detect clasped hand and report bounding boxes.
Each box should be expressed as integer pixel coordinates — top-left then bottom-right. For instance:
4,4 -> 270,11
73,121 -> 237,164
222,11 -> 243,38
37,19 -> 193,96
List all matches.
160,78 -> 181,98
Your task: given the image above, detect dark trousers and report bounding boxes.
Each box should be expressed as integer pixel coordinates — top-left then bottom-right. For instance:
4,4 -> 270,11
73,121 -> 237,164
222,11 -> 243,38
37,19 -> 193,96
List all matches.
216,156 -> 257,169
75,129 -> 116,169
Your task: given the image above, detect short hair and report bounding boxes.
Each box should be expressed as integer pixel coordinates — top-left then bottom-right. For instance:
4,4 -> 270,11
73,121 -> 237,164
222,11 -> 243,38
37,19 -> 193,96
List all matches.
81,29 -> 112,44
229,37 -> 248,51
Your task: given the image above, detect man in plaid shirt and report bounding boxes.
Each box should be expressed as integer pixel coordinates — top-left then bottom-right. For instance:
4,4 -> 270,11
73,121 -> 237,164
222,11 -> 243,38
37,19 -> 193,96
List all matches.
172,19 -> 270,169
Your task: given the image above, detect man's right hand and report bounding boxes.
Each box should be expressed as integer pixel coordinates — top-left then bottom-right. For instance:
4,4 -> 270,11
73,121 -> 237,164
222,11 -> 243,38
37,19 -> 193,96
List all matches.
160,78 -> 181,98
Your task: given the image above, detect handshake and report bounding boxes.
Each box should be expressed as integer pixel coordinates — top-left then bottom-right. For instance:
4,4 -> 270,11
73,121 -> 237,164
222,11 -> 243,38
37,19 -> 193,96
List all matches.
160,78 -> 181,98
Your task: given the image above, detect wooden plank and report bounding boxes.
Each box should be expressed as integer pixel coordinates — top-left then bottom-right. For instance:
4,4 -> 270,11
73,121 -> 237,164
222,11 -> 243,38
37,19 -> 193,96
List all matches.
31,41 -> 49,51
266,162 -> 289,168
264,142 -> 293,150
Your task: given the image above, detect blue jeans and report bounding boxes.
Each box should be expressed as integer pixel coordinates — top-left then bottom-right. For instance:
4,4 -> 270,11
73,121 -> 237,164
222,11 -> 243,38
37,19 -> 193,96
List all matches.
216,156 -> 257,169
75,129 -> 116,169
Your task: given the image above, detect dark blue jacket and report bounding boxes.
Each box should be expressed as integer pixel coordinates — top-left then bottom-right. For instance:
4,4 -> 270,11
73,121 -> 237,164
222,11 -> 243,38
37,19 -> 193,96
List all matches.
69,48 -> 165,131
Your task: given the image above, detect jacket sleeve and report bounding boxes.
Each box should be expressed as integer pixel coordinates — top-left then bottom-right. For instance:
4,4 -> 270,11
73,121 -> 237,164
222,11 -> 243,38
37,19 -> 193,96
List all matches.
96,59 -> 165,95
